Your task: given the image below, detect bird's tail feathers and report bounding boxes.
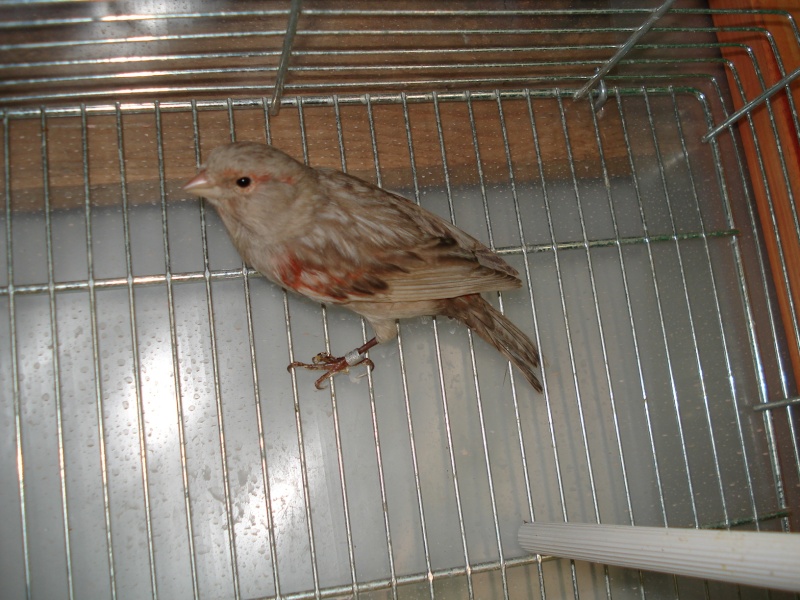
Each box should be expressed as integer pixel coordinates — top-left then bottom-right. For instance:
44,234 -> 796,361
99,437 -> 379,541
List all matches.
444,294 -> 542,392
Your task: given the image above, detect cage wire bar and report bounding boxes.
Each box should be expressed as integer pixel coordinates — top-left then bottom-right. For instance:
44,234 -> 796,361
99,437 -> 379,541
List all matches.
1,3 -> 799,600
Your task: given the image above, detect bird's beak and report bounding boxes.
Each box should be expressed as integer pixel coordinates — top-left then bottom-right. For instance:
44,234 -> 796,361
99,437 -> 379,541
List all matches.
182,170 -> 213,195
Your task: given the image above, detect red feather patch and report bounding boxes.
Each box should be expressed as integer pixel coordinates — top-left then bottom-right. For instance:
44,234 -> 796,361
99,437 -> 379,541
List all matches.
275,252 -> 380,302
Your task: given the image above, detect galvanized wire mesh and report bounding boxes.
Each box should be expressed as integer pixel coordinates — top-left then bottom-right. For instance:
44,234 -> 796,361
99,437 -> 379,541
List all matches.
1,2 -> 798,600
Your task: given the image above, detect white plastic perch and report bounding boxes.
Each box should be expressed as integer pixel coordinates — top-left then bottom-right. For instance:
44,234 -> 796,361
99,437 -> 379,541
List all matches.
518,522 -> 800,592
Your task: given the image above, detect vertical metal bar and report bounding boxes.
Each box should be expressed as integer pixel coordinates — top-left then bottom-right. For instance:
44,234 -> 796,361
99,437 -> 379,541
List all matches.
281,296 -> 322,597
615,89 -> 680,599
319,310 -> 359,597
296,98 -> 360,598
335,94 -> 399,600
730,50 -> 800,383
705,73 -> 792,528
573,0 -> 677,101
426,91 -> 474,600
114,102 -> 147,600
722,62 -> 794,397
642,88 -> 725,527
200,99 -> 242,600
393,322 -> 436,599
180,101 -> 214,599
671,88 -> 760,530
462,90 -> 511,600
392,94 -> 435,600
494,90 -> 548,600
152,104 -> 201,600
79,105 -> 118,600
763,18 -> 800,151
777,400 -> 799,512
429,305 -> 474,599
363,95 -> 383,190
233,98 -> 283,600
672,89 -> 748,524
612,90 -> 670,527
522,93 -> 572,528
157,101 -> 205,598
526,93 -> 585,599
644,86 -> 716,598
626,91 -> 703,526
266,104 -> 322,599
269,0 -> 303,116
557,91 -> 634,598
587,94 -> 647,599
155,102 -> 203,596
4,112 -> 32,600
751,88 -> 800,357
730,85 -> 797,510
584,97 -> 636,525
554,93 -> 607,528
39,108 -> 75,600
241,267 -> 284,599
242,270 -> 284,600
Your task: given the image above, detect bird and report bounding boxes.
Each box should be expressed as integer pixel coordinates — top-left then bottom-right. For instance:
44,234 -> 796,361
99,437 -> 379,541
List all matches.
183,141 -> 542,392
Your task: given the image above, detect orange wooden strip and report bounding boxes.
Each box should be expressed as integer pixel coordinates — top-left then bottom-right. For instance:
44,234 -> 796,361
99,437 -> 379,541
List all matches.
708,1 -> 800,384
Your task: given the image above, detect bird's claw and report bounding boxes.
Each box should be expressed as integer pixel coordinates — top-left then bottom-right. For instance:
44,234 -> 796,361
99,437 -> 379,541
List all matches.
287,352 -> 375,389
313,352 -> 334,365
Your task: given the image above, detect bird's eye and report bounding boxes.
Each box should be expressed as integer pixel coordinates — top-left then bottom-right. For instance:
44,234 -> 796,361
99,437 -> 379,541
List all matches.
236,177 -> 252,188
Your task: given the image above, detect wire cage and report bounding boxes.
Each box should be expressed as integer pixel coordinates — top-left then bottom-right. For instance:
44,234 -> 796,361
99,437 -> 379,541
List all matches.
1,1 -> 799,599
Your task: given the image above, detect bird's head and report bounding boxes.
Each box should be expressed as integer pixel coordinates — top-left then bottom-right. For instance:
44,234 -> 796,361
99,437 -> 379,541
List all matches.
182,141 -> 307,207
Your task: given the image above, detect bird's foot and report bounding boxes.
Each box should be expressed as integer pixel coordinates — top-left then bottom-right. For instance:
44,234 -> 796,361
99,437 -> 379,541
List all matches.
287,348 -> 374,390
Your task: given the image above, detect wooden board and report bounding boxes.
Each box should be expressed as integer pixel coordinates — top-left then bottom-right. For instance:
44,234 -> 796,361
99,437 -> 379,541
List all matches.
2,94 -> 638,214
708,1 -> 800,384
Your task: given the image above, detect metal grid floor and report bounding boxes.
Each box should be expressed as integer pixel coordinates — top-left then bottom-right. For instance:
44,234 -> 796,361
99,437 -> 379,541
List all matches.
1,87 -> 795,599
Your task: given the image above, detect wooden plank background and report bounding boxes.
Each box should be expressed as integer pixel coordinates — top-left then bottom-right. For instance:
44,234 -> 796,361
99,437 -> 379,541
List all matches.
1,1 -> 722,214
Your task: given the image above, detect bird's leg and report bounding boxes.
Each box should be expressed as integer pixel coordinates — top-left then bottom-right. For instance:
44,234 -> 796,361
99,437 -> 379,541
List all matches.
288,337 -> 378,389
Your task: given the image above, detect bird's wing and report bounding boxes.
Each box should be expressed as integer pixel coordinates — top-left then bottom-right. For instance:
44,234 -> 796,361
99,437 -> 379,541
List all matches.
278,170 -> 521,303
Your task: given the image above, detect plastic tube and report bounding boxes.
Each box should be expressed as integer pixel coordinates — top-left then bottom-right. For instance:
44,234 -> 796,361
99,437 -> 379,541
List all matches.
518,522 -> 800,592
